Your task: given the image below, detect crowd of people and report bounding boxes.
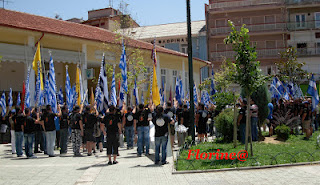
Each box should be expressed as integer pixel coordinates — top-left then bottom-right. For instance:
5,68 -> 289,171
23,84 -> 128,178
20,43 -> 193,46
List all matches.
0,101 -> 217,165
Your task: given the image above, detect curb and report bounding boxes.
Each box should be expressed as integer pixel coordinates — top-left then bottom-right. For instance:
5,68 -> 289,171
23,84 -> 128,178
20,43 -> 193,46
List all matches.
172,161 -> 320,174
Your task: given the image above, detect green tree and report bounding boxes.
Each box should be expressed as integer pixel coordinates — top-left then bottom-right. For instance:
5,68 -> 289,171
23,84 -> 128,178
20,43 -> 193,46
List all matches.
224,21 -> 269,154
275,47 -> 309,83
215,59 -> 236,92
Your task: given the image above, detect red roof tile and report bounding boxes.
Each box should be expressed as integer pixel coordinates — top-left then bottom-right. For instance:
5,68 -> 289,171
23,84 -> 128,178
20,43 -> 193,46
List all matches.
0,9 -> 210,64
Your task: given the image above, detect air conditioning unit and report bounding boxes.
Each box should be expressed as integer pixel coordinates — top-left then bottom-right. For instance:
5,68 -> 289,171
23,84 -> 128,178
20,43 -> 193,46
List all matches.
86,68 -> 94,79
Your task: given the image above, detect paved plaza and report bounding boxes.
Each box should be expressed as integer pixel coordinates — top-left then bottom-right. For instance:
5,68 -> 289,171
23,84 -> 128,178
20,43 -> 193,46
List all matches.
0,143 -> 320,185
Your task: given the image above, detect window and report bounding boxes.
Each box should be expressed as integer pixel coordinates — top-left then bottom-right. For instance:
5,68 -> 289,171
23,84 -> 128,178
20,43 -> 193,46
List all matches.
181,44 -> 188,54
161,69 -> 166,88
316,32 -> 320,38
296,14 -> 306,28
287,34 -> 291,40
173,70 -> 178,90
297,43 -> 307,55
265,15 -> 275,24
266,41 -> 276,49
242,17 -> 251,25
315,12 -> 320,28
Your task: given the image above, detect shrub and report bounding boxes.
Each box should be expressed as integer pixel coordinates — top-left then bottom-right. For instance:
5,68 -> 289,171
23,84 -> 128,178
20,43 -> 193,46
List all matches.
214,108 -> 235,142
275,124 -> 290,141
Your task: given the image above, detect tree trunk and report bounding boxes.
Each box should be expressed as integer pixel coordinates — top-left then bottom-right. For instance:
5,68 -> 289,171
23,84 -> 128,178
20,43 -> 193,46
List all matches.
233,93 -> 237,148
249,117 -> 253,156
245,96 -> 250,152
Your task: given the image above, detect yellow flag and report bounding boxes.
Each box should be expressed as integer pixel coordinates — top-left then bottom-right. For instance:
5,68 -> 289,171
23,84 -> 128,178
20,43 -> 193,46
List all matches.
90,87 -> 95,106
76,65 -> 81,106
32,43 -> 44,90
152,65 -> 160,106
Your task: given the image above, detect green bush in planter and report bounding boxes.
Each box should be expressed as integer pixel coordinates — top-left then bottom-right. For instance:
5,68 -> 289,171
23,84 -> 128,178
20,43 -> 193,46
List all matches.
275,124 -> 290,141
214,108 -> 235,142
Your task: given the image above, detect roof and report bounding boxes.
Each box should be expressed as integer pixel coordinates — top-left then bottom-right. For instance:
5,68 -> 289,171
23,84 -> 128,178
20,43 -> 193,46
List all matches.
121,20 -> 206,40
0,9 -> 209,64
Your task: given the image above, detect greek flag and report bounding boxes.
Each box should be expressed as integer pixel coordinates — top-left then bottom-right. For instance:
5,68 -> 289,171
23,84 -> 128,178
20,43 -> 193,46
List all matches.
119,41 -> 127,107
95,87 -> 103,112
193,83 -> 198,106
58,87 -> 64,105
211,68 -> 217,98
287,82 -> 294,96
98,55 -> 109,112
25,67 -> 31,109
201,90 -> 210,108
48,55 -> 57,113
65,66 -> 71,112
35,62 -> 41,106
270,77 -> 282,100
293,83 -> 303,99
71,85 -> 77,110
0,92 -> 6,116
179,76 -> 184,101
44,75 -> 51,106
16,92 -> 21,106
111,66 -> 117,106
307,74 -> 319,111
175,77 -> 181,104
8,88 -> 13,110
141,91 -> 144,105
133,78 -> 139,105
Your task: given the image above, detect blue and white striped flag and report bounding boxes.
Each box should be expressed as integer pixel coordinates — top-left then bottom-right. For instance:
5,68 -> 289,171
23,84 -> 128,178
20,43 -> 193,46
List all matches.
119,41 -> 127,107
48,55 -> 57,113
179,76 -> 184,101
270,77 -> 282,100
8,88 -> 13,110
175,77 -> 181,104
16,92 -> 21,107
110,66 -> 117,106
287,82 -> 294,96
98,55 -> 109,112
58,87 -> 64,105
307,74 -> 319,111
133,78 -> 139,105
293,83 -> 303,99
193,83 -> 198,106
25,67 -> 31,109
44,75 -> 51,106
35,62 -> 41,106
95,87 -> 103,112
65,66 -> 71,112
0,92 -> 6,116
71,85 -> 77,110
201,90 -> 210,108
210,67 -> 217,101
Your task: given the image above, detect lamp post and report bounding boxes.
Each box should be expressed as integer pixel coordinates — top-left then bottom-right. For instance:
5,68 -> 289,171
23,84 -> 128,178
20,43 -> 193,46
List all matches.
186,0 -> 195,142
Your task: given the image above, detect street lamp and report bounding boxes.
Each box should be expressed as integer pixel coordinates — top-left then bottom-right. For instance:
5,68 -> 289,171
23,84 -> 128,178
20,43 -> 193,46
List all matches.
186,0 -> 195,142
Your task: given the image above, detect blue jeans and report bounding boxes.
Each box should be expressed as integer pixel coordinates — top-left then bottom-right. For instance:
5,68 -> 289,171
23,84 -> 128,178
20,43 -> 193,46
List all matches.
45,131 -> 56,156
59,128 -> 68,154
251,117 -> 258,141
24,133 -> 34,157
41,131 -> 47,153
15,132 -> 24,156
125,126 -> 134,148
155,136 -> 168,164
137,126 -> 150,155
239,124 -> 246,144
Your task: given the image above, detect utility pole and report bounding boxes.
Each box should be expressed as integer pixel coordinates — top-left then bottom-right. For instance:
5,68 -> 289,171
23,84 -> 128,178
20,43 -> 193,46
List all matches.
186,0 -> 195,142
1,0 -> 12,9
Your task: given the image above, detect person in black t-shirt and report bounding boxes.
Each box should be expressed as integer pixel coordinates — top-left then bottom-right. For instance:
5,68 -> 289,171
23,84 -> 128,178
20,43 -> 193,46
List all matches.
82,105 -> 98,156
134,104 -> 152,156
101,105 -> 121,165
69,105 -> 84,157
123,107 -> 134,149
237,99 -> 247,144
164,102 -> 176,148
14,107 -> 25,157
38,105 -> 61,157
153,105 -> 174,165
59,106 -> 69,154
24,108 -> 37,158
195,103 -> 209,142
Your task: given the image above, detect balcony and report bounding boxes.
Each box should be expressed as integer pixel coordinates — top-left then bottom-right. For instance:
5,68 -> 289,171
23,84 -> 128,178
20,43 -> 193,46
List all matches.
209,0 -> 285,11
210,22 -> 286,36
211,48 -> 285,61
286,0 -> 320,5
296,47 -> 320,56
287,20 -> 320,31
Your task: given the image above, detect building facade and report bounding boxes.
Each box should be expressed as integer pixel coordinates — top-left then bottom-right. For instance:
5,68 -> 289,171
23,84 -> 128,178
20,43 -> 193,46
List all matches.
0,9 -> 209,106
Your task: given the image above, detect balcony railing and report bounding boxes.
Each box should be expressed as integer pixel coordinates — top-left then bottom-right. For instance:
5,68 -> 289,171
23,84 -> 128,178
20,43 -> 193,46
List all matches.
286,0 -> 320,5
210,22 -> 286,36
209,0 -> 284,10
287,20 -> 320,31
211,48 -> 285,61
296,47 -> 320,56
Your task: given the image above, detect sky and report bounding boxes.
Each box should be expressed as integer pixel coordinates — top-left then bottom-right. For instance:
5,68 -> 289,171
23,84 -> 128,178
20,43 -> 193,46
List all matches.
3,0 -> 208,26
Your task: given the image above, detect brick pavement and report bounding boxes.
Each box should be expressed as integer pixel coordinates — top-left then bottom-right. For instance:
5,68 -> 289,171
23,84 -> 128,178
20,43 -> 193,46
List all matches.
0,143 -> 320,185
